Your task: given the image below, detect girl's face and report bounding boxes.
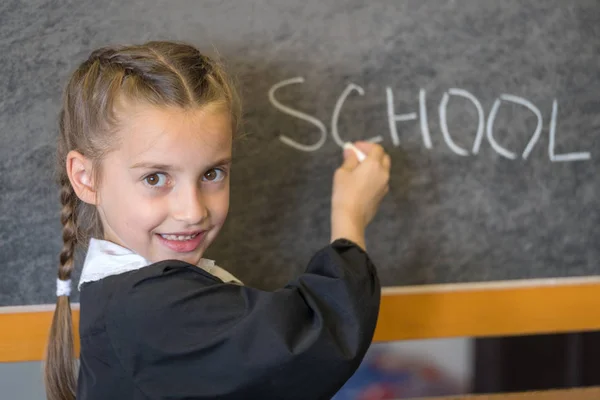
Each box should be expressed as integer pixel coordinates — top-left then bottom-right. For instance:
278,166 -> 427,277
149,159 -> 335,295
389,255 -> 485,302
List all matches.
95,103 -> 232,266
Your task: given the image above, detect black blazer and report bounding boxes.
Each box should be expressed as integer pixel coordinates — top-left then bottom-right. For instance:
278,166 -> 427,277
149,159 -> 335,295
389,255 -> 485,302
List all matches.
76,239 -> 381,399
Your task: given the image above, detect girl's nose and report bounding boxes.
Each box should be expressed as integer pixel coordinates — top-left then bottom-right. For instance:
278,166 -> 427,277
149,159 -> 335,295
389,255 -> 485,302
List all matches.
171,185 -> 208,225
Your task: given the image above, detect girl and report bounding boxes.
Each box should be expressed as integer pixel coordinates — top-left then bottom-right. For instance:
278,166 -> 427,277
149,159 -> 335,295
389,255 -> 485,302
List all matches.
45,40 -> 391,400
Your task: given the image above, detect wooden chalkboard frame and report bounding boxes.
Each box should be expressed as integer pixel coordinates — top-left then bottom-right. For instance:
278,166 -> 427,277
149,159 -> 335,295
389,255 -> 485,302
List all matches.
2,278 -> 600,362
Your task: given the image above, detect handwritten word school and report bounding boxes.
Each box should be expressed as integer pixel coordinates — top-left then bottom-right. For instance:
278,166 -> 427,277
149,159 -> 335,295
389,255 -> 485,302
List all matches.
268,77 -> 591,162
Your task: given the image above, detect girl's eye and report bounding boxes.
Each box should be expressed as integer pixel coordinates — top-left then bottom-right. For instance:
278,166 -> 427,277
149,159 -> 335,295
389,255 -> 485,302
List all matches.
203,168 -> 226,182
144,173 -> 168,187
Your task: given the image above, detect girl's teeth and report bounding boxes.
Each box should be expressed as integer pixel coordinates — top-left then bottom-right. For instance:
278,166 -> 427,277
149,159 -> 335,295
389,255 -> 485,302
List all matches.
161,233 -> 198,241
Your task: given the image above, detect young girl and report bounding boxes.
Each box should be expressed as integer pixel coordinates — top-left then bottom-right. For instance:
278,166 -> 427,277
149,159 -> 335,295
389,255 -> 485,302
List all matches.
45,40 -> 391,400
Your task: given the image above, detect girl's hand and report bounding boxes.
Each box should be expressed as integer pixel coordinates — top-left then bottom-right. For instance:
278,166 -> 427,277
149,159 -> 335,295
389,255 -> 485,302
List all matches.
331,142 -> 391,250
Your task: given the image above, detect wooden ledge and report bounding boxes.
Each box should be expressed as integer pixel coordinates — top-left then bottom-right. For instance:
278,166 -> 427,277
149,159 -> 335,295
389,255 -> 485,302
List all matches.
3,277 -> 600,362
420,386 -> 600,399
375,276 -> 600,342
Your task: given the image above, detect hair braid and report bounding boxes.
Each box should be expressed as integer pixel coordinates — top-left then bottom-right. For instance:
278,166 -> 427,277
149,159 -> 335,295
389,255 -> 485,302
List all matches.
44,176 -> 78,400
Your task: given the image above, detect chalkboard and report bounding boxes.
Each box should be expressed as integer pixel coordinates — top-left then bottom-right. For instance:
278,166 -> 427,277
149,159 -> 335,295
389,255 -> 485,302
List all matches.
1,0 -> 599,307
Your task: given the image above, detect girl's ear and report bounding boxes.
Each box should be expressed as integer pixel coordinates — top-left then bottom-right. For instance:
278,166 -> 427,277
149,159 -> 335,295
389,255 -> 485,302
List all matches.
66,150 -> 97,205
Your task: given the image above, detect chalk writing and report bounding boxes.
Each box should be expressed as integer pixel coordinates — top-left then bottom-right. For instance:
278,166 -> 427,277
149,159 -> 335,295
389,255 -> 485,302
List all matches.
268,77 -> 327,152
418,89 -> 433,150
549,100 -> 591,162
386,87 -> 417,147
268,77 -> 592,162
332,84 -> 382,146
486,94 -> 542,160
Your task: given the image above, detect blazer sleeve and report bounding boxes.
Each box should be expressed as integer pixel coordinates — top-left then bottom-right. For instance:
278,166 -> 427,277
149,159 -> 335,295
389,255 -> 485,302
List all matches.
105,239 -> 380,400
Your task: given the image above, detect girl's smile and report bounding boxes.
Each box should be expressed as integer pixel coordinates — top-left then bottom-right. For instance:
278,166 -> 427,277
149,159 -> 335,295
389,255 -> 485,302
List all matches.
155,229 -> 207,253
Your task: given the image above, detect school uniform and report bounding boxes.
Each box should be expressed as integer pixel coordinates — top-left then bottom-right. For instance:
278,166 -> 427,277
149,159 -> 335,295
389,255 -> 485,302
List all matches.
76,237 -> 380,400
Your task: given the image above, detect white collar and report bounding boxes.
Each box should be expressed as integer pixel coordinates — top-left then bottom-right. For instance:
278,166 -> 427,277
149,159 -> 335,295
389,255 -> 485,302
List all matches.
78,238 -> 242,290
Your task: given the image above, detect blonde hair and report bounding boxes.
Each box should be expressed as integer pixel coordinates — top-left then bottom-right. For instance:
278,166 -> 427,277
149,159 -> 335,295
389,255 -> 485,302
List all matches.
45,41 -> 241,400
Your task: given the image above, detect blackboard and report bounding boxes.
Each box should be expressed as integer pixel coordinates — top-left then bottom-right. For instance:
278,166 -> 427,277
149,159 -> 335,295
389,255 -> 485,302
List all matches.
1,0 -> 599,307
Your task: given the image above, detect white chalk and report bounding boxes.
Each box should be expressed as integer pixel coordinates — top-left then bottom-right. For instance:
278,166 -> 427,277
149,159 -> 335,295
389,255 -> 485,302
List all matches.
343,142 -> 366,162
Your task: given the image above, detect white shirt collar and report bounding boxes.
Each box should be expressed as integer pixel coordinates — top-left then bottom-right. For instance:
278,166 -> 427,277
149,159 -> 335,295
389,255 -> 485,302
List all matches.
79,238 -> 242,290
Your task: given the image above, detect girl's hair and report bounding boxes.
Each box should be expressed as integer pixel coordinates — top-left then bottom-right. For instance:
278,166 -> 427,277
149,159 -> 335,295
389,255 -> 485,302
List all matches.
45,41 -> 241,400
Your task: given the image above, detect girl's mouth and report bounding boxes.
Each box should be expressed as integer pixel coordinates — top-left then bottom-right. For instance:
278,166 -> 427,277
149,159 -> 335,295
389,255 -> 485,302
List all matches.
159,232 -> 199,241
156,231 -> 206,253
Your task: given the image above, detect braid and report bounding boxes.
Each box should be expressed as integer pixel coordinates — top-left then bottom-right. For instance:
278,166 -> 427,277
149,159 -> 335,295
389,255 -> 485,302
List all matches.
59,177 -> 78,280
87,45 -> 165,78
85,43 -> 217,107
92,47 -> 137,72
44,177 -> 78,400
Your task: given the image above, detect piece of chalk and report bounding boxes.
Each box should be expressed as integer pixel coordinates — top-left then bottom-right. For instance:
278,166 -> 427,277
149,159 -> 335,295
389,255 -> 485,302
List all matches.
343,142 -> 366,162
